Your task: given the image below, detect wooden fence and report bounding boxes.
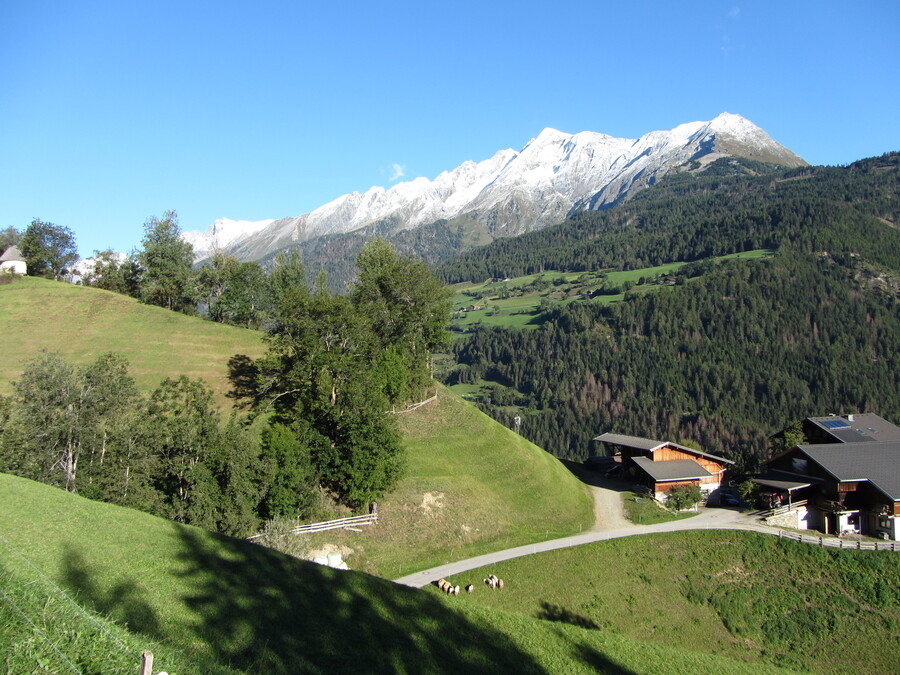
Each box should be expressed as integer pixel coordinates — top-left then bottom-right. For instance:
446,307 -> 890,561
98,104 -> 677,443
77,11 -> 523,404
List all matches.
247,512 -> 378,540
777,529 -> 898,551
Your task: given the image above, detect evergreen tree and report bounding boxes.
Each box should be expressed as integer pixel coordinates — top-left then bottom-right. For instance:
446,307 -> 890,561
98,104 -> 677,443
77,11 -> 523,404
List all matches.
137,211 -> 197,312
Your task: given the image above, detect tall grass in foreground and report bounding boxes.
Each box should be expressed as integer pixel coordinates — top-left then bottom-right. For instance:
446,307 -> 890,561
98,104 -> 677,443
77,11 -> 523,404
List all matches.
0,567 -> 218,674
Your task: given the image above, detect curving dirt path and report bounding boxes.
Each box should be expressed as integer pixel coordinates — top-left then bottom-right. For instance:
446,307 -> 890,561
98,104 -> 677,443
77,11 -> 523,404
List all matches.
393,506 -> 772,588
587,480 -> 631,532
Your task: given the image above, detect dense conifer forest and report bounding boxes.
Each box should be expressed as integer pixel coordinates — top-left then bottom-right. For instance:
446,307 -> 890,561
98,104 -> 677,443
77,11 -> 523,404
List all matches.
443,154 -> 900,465
438,154 -> 900,282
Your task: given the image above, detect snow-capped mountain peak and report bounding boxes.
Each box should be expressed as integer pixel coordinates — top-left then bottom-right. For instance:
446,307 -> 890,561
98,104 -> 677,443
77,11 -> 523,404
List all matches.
184,114 -> 805,263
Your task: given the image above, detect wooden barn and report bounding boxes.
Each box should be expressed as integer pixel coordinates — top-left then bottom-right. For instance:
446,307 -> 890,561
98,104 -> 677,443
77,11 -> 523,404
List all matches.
594,432 -> 733,501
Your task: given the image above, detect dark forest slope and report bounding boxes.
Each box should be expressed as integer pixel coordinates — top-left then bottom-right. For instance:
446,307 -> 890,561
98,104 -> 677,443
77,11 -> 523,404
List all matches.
443,154 -> 900,463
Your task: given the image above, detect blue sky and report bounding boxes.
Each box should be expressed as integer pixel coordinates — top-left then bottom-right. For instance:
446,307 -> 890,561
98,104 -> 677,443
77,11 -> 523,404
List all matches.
2,1 -> 898,257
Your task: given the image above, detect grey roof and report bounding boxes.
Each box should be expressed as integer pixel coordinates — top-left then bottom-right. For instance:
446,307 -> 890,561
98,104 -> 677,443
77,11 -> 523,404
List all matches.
594,432 -> 734,465
0,245 -> 24,262
594,433 -> 665,452
808,413 -> 900,443
632,457 -> 713,482
798,441 -> 900,501
753,470 -> 822,492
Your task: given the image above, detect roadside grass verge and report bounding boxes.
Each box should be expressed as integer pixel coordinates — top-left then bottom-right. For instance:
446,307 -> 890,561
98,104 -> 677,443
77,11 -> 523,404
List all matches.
2,473 -> 796,674
0,277 -> 264,408
622,491 -> 696,525
301,384 -> 595,578
449,529 -> 900,675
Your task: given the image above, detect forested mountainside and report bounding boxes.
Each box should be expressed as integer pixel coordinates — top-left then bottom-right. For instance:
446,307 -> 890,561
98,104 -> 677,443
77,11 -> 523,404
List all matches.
438,154 -> 900,283
444,153 -> 900,464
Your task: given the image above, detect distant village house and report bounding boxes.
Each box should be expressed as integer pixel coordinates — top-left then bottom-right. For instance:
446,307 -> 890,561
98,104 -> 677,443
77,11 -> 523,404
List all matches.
0,245 -> 26,275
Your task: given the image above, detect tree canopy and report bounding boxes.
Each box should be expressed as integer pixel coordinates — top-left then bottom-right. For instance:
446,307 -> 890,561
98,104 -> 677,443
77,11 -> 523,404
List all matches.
18,219 -> 78,279
137,210 -> 197,312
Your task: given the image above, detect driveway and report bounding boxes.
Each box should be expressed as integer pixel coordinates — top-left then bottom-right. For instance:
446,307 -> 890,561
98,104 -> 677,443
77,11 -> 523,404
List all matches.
394,505 -> 770,588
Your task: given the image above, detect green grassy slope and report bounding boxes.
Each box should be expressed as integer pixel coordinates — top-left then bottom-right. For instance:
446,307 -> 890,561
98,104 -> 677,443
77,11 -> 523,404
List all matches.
302,383 -> 594,577
0,277 -> 265,408
0,278 -> 592,577
453,530 -> 900,674
0,473 -> 791,674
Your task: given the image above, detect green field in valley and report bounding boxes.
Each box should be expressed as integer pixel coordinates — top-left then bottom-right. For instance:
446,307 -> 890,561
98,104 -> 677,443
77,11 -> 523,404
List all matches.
439,529 -> 900,675
448,249 -> 775,333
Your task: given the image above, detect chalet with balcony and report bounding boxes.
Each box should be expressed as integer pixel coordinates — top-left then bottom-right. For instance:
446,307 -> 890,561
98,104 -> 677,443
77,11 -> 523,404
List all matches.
760,413 -> 900,540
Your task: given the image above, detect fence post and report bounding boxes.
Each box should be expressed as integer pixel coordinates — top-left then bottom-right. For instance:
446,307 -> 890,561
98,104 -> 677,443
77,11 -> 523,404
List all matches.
140,651 -> 153,675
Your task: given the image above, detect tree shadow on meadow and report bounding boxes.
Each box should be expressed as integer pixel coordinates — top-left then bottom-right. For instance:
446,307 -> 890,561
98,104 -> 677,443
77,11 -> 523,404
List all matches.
536,600 -> 600,630
171,527 -> 550,673
61,547 -> 163,640
225,354 -> 259,408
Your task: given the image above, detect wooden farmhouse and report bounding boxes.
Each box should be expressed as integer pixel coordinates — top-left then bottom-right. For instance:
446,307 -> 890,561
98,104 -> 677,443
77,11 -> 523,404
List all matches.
0,245 -> 26,275
594,432 -> 733,501
759,413 -> 900,540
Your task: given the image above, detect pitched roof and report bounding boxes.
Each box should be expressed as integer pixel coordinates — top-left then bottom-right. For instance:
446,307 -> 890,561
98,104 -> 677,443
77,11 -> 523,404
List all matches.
594,432 -> 734,465
0,245 -> 24,262
632,457 -> 713,482
807,413 -> 900,443
798,441 -> 900,501
752,469 -> 822,492
594,433 -> 665,452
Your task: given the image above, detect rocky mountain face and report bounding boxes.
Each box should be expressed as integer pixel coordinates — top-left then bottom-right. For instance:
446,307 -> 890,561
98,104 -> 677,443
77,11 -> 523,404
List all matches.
184,113 -> 806,263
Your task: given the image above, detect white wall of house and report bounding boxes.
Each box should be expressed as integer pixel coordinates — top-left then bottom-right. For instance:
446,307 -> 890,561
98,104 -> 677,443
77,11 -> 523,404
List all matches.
1,260 -> 26,274
766,505 -> 812,530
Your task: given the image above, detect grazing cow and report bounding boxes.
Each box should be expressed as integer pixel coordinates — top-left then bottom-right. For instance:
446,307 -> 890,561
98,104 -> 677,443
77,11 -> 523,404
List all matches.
437,579 -> 449,593
465,584 -> 474,593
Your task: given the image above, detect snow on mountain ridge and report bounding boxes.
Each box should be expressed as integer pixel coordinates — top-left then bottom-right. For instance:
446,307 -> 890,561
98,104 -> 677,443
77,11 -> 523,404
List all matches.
188,113 -> 805,262
183,217 -> 274,258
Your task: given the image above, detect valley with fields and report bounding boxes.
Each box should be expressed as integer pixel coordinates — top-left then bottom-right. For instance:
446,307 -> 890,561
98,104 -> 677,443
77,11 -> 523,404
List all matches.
2,121 -> 899,673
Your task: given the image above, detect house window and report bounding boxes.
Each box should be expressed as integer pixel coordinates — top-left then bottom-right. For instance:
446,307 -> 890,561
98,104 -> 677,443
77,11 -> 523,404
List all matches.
879,516 -> 890,530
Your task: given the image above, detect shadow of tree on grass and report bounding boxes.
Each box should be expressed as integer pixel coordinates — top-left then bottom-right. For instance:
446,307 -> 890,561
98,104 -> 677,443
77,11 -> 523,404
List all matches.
536,600 -> 600,630
61,547 -> 163,640
171,526 -> 549,673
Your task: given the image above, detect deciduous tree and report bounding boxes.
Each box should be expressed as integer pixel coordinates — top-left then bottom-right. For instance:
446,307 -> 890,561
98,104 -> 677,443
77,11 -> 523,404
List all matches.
19,219 -> 78,279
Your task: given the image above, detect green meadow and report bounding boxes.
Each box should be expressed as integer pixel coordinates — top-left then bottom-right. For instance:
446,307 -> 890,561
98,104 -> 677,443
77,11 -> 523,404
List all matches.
0,277 -> 265,408
299,383 -> 594,578
2,473 -> 798,674
448,249 -> 775,332
444,530 -> 900,675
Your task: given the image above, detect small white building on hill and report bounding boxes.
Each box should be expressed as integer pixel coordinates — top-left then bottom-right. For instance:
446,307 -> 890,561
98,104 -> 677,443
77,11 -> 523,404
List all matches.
0,246 -> 26,275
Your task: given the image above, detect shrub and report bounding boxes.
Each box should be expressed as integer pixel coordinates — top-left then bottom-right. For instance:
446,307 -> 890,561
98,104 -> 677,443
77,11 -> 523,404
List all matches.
666,485 -> 702,511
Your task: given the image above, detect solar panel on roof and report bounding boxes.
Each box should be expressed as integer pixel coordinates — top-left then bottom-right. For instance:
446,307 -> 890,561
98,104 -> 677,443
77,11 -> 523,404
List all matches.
822,419 -> 851,429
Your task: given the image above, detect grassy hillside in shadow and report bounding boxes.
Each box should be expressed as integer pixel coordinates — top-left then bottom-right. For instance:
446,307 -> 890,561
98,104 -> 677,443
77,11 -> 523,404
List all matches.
1,473 -> 791,674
